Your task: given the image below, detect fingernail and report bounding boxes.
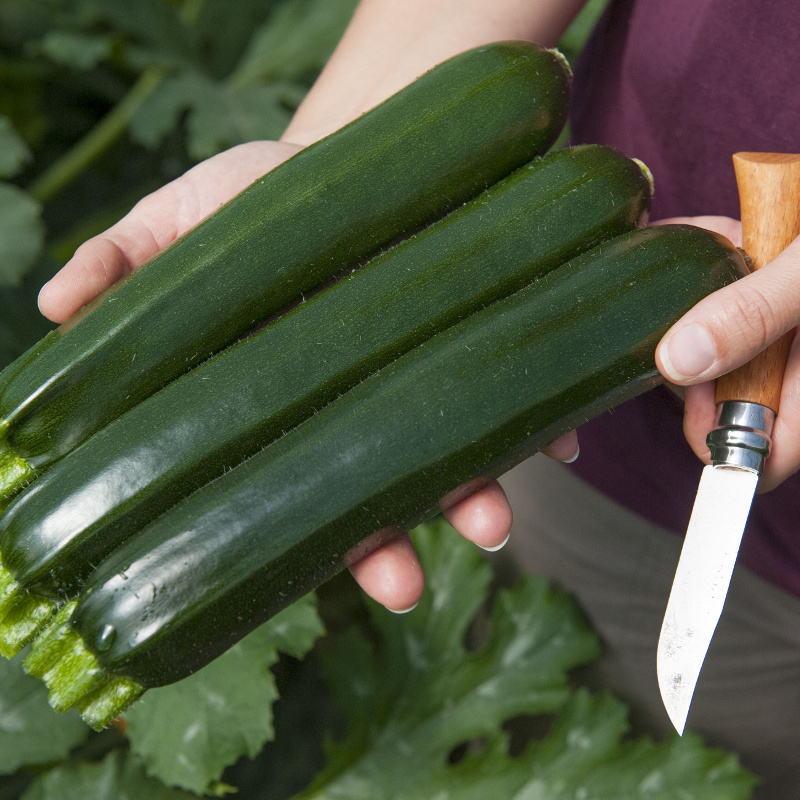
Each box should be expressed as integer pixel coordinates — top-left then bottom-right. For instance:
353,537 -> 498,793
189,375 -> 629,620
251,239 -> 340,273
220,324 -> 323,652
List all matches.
661,323 -> 716,380
477,533 -> 510,553
388,601 -> 419,615
563,444 -> 580,464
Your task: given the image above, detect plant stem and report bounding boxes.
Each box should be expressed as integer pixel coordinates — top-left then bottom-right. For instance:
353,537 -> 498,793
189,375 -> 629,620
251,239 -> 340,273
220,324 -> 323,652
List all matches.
27,65 -> 167,206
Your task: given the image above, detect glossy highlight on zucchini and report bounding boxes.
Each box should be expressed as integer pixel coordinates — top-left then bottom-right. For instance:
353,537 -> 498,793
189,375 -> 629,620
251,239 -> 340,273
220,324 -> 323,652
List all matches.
0,144 -> 652,651
0,40 -> 572,502
23,225 -> 746,728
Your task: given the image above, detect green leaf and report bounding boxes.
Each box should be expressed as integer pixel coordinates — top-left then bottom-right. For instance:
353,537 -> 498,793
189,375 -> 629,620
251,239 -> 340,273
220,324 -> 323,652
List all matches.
130,72 -> 297,159
0,182 -> 44,288
21,750 -> 194,800
306,519 -> 600,795
54,0 -> 192,71
421,690 -> 757,799
0,652 -> 89,776
125,594 -> 324,796
187,0 -> 285,79
229,0 -> 358,87
299,520 -> 756,800
184,81 -> 298,159
35,31 -> 114,71
0,115 -> 41,286
0,116 -> 32,179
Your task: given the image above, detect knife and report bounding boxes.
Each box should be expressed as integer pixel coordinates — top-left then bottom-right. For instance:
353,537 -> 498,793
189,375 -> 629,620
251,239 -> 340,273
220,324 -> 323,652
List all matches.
657,151 -> 800,735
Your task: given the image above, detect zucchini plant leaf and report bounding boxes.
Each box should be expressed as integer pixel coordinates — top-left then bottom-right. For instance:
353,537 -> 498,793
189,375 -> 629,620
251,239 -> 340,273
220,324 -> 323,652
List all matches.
299,520 -> 757,800
0,116 -> 43,287
0,116 -> 32,178
0,183 -> 45,287
130,72 -> 299,160
0,652 -> 88,776
229,0 -> 358,86
130,0 -> 355,160
125,593 -> 324,796
21,750 -> 194,800
35,30 -> 114,71
53,0 -> 192,71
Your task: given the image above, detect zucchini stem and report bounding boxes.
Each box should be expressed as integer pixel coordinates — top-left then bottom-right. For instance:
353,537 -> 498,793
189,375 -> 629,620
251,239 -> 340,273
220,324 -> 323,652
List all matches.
27,65 -> 167,206
24,601 -> 143,729
0,444 -> 36,508
0,562 -> 57,657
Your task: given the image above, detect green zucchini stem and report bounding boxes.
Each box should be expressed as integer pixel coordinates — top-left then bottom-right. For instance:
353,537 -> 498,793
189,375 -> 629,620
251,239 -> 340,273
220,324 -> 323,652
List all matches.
632,158 -> 655,199
548,47 -> 574,81
0,564 -> 19,618
0,563 -> 57,657
24,601 -> 143,729
27,65 -> 167,206
0,444 -> 36,508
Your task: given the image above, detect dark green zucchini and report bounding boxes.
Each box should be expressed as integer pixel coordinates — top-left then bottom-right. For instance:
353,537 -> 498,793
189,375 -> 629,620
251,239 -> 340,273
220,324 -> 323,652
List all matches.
0,41 -> 572,502
0,145 -> 651,652
22,225 -> 746,728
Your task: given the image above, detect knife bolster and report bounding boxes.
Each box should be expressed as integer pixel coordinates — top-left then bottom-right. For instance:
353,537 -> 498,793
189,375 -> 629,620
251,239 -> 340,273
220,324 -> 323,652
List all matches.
707,400 -> 774,473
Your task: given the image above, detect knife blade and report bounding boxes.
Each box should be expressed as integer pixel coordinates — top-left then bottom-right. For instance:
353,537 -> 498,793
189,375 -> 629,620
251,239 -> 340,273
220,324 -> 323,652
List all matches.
658,152 -> 800,735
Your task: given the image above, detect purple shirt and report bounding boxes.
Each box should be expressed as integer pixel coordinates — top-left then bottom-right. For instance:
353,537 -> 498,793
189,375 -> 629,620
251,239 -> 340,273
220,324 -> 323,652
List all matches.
567,0 -> 800,597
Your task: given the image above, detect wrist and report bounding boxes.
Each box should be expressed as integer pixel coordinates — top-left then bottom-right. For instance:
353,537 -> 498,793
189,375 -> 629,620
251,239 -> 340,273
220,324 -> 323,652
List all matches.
282,0 -> 589,146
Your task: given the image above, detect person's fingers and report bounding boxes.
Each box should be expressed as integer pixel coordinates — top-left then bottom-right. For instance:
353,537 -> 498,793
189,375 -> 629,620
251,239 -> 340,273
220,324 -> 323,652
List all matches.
681,381 -> 718,464
347,531 -> 425,612
441,479 -> 513,551
759,330 -> 800,489
38,141 -> 302,323
682,350 -> 800,492
348,477 -> 515,610
540,430 -> 580,463
656,234 -> 800,386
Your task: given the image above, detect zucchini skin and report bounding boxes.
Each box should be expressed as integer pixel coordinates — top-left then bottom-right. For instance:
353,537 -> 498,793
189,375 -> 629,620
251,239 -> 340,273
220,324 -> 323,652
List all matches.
0,145 -> 651,601
0,41 -> 571,478
62,225 -> 745,690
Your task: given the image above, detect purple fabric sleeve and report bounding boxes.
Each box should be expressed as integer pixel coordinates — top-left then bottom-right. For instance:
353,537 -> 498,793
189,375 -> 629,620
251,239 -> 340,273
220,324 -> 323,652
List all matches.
566,0 -> 800,597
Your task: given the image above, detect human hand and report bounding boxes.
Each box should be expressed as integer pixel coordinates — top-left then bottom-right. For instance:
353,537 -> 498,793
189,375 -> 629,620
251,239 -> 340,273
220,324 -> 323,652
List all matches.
655,215 -> 800,492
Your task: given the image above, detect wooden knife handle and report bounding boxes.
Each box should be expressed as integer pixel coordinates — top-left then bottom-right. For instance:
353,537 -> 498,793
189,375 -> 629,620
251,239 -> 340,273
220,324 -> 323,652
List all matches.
715,153 -> 800,411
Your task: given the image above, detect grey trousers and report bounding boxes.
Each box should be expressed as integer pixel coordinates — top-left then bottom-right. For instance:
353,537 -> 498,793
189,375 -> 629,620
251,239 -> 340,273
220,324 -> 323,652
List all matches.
498,455 -> 800,799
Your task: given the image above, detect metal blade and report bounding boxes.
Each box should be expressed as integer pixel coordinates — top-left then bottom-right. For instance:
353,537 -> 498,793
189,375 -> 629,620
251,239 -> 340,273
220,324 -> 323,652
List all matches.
657,464 -> 758,734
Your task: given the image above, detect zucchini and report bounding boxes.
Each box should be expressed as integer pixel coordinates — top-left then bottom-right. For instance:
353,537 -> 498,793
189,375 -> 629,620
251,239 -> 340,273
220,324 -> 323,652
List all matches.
0,41 -> 572,502
0,144 -> 652,650
21,225 -> 745,728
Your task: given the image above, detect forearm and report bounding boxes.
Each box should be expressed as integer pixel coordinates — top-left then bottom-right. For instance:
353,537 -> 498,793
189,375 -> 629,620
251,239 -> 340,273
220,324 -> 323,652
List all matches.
282,0 -> 587,145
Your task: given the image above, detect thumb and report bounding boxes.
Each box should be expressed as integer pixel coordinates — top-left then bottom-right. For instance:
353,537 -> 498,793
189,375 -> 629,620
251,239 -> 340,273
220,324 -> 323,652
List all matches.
656,234 -> 800,385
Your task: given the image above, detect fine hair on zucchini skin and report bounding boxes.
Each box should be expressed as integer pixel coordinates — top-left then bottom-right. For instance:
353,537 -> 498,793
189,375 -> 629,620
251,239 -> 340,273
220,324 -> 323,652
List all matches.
0,144 -> 652,641
22,224 -> 746,728
0,40 -> 572,503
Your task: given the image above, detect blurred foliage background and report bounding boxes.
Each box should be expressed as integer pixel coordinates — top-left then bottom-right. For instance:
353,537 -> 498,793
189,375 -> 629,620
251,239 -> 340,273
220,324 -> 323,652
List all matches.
0,0 -> 360,367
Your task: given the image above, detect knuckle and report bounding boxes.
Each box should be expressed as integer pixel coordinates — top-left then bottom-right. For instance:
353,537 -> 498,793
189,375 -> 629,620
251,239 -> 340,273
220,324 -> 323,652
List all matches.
722,283 -> 781,353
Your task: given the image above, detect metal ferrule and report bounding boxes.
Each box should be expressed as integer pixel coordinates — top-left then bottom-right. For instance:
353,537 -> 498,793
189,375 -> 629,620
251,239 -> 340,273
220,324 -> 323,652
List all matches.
706,401 -> 775,474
